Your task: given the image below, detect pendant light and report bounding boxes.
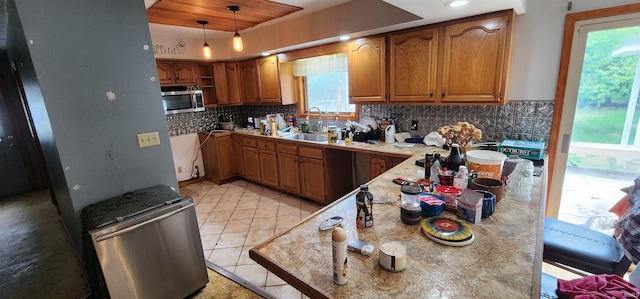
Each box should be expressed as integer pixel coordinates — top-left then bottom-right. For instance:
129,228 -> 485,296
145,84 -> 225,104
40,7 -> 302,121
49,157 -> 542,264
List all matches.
197,20 -> 212,59
228,6 -> 243,52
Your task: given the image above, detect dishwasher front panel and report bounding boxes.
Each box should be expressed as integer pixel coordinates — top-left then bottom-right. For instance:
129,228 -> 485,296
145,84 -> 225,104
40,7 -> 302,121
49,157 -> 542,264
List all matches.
89,198 -> 208,299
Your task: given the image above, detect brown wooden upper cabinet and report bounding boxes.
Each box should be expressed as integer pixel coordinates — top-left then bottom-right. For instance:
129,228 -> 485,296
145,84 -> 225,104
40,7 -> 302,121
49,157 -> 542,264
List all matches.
256,55 -> 281,103
213,62 -> 228,105
351,10 -> 515,105
156,61 -> 197,86
213,62 -> 242,105
440,13 -> 513,104
348,36 -> 386,103
226,62 -> 242,105
239,59 -> 260,104
389,28 -> 438,103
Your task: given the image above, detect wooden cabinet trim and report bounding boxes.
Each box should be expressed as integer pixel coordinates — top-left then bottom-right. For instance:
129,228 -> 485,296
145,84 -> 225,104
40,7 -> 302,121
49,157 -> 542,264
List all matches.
242,138 -> 257,147
258,140 -> 276,151
277,143 -> 298,155
299,146 -> 324,159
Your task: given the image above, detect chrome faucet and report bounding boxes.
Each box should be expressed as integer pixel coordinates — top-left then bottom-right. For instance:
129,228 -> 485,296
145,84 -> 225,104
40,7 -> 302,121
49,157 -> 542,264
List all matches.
307,106 -> 323,132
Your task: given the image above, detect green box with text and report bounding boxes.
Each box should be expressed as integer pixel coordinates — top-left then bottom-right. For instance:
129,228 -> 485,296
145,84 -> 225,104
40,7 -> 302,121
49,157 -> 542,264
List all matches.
498,139 -> 545,160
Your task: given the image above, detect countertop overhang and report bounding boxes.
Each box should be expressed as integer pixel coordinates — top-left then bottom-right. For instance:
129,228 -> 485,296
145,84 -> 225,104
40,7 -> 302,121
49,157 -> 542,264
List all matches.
223,130 -> 547,298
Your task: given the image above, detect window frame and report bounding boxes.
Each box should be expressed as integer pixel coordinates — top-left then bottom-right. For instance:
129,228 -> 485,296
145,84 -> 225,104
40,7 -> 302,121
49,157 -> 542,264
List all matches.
295,74 -> 358,122
278,42 -> 359,121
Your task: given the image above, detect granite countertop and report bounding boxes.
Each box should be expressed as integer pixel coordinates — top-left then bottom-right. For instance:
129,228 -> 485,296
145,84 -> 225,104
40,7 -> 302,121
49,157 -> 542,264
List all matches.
229,129 -> 447,158
247,133 -> 546,299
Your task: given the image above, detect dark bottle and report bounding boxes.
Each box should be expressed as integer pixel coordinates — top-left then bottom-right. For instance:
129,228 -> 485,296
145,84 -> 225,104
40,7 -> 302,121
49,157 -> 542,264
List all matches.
424,153 -> 434,180
356,184 -> 373,228
430,153 -> 442,183
444,144 -> 465,172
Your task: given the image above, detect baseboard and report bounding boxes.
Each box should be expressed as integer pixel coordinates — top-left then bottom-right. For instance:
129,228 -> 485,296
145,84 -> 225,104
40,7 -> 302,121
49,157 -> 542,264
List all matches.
178,177 -> 205,188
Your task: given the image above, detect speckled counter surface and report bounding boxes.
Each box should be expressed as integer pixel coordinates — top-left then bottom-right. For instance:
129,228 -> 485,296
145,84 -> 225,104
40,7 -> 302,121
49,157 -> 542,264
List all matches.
245,133 -> 545,299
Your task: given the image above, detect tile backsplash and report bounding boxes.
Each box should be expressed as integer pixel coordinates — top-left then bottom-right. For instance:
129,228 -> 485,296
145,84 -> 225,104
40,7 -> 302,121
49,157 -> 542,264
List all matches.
166,100 -> 554,147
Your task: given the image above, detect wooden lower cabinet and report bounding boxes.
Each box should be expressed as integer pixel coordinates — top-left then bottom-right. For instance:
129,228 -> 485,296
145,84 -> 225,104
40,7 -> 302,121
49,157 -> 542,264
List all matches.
370,154 -> 408,180
277,144 -> 300,194
198,133 -> 235,184
299,156 -> 325,203
370,155 -> 388,179
242,145 -> 261,182
258,149 -> 279,188
232,136 -> 244,176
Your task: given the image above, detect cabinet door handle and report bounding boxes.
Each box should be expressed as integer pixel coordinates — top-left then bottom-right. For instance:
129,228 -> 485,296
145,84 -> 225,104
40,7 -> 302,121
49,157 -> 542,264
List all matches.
429,92 -> 434,97
442,92 -> 446,97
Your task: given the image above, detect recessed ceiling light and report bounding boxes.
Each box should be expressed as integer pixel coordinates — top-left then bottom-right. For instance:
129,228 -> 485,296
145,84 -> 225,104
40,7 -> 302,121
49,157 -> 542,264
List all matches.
261,52 -> 270,56
444,0 -> 469,7
339,35 -> 350,41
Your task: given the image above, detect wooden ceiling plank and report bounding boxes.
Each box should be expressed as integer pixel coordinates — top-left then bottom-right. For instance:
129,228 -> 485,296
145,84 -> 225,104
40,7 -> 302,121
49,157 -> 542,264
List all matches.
147,0 -> 302,31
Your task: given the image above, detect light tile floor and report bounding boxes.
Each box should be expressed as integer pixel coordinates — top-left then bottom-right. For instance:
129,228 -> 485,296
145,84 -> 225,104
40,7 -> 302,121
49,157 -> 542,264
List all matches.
180,179 -> 323,299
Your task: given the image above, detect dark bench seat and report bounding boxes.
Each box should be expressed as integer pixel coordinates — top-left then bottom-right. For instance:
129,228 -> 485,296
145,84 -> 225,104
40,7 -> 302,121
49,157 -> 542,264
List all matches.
543,217 -> 631,276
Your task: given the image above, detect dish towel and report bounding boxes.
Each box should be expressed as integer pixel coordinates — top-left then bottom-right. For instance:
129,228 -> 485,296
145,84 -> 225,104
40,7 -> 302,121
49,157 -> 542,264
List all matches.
557,274 -> 640,298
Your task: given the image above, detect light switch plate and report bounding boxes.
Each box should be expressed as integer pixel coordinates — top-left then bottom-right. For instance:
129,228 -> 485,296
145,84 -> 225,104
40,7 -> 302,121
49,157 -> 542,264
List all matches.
137,132 -> 160,148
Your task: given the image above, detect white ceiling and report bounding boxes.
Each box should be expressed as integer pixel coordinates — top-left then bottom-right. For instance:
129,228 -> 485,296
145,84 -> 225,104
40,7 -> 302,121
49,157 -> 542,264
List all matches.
146,0 -> 526,39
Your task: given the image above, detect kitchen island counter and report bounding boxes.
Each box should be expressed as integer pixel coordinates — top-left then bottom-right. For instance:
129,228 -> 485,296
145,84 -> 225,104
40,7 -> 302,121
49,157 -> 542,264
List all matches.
248,139 -> 546,298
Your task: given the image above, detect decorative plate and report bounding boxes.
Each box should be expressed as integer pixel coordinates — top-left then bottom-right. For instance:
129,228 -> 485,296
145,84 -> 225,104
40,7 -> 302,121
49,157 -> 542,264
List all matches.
421,217 -> 473,241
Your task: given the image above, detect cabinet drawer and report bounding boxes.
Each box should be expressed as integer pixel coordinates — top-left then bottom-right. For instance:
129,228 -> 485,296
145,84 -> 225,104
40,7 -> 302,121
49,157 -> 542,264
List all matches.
299,147 -> 323,159
277,144 -> 298,155
242,138 -> 257,147
257,140 -> 276,151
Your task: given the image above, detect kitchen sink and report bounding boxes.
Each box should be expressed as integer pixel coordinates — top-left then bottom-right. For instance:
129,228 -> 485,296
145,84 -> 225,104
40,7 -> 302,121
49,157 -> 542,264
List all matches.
283,133 -> 328,143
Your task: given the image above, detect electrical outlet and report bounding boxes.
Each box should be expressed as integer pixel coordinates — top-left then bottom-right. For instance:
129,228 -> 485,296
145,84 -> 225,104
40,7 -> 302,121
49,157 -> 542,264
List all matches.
410,120 -> 418,130
137,132 -> 160,148
177,166 -> 183,173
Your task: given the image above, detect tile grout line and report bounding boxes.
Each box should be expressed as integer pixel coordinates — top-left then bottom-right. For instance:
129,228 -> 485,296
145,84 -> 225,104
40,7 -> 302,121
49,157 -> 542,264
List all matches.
189,179 -> 321,298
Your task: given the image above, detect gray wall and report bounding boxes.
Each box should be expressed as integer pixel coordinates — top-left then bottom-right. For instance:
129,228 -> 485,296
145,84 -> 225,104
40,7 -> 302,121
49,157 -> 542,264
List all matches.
8,0 -> 178,253
508,0 -> 640,101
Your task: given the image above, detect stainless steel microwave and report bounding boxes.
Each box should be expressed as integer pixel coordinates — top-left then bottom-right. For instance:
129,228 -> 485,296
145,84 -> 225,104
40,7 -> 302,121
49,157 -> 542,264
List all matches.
161,89 -> 205,114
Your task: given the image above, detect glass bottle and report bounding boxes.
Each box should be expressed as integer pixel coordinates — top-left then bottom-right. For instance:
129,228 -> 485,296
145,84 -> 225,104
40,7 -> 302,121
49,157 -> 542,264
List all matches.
444,144 -> 465,173
356,184 -> 373,228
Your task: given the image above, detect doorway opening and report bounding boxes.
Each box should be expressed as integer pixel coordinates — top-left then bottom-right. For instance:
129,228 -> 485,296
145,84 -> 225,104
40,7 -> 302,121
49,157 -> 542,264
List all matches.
549,6 -> 640,235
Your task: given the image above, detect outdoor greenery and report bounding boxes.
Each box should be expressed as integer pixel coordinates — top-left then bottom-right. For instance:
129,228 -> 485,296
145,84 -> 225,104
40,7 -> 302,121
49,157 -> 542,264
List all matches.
578,26 -> 640,108
572,108 -> 639,144
569,25 -> 640,172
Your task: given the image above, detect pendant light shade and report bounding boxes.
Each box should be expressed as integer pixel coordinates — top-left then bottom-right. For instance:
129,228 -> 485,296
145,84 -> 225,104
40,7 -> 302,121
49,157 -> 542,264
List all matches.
197,20 -> 212,59
233,32 -> 243,52
228,6 -> 243,52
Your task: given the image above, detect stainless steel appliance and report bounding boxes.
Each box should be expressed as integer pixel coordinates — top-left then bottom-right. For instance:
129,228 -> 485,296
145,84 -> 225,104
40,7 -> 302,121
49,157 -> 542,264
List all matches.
161,87 -> 204,114
83,185 -> 208,299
